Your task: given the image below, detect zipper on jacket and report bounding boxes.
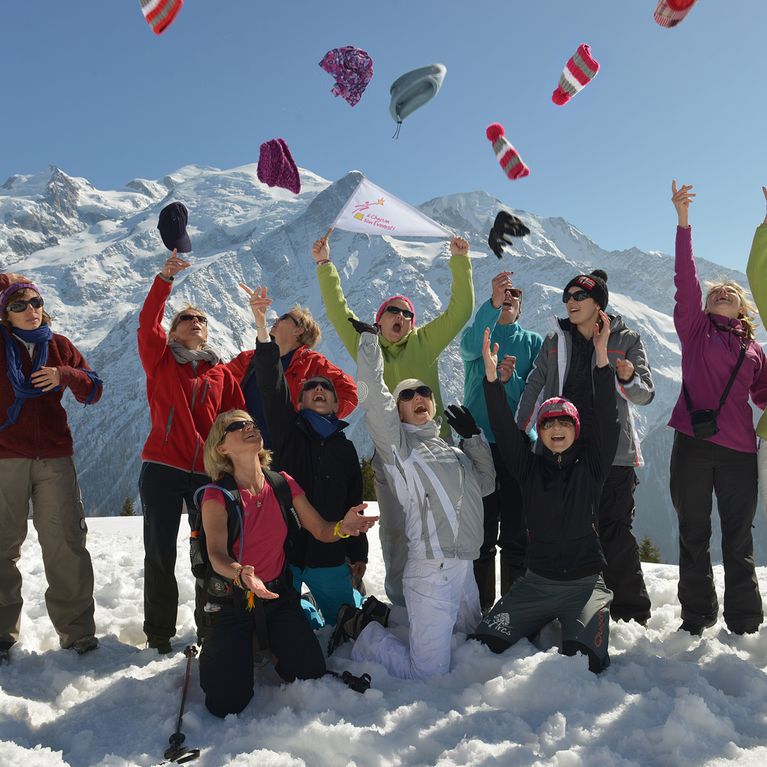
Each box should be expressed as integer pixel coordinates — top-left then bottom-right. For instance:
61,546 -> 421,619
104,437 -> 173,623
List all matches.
189,378 -> 199,411
199,379 -> 210,407
556,454 -> 562,468
164,407 -> 175,446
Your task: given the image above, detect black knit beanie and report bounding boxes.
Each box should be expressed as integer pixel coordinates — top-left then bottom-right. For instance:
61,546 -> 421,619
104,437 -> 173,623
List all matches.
563,269 -> 608,309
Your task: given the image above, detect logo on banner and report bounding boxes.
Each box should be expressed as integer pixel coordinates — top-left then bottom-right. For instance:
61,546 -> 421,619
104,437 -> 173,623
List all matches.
351,197 -> 393,230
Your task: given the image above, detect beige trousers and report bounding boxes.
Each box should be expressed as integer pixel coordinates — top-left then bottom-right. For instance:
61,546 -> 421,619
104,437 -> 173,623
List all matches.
0,457 -> 95,647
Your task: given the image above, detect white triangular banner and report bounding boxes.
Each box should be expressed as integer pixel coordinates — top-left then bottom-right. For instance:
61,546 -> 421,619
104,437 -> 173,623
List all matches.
332,176 -> 452,238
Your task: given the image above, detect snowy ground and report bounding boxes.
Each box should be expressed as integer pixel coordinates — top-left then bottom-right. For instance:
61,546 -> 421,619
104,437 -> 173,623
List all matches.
2,509 -> 767,767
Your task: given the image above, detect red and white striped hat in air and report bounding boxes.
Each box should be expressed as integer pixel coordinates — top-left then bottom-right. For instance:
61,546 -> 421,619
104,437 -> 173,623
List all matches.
552,44 -> 600,106
654,0 -> 698,28
140,0 -> 183,36
486,124 -> 530,181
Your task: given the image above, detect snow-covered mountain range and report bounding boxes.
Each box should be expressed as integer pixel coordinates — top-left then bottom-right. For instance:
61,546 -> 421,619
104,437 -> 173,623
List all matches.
0,163 -> 760,562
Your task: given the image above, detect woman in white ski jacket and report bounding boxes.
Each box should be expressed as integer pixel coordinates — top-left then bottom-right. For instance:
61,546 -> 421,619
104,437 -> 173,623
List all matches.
331,320 -> 495,679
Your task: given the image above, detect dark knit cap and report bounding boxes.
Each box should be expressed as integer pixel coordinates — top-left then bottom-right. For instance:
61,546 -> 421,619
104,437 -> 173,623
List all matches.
563,269 -> 608,309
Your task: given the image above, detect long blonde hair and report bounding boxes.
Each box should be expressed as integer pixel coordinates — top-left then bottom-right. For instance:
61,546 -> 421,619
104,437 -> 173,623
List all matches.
704,280 -> 758,340
203,410 -> 272,480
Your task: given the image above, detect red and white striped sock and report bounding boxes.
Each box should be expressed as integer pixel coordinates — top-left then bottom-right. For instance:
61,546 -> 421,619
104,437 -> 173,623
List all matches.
654,0 -> 698,28
552,44 -> 600,106
140,0 -> 183,35
486,124 -> 530,180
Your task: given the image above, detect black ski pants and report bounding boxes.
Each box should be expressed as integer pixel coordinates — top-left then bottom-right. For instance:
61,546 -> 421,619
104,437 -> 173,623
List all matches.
139,462 -> 209,641
474,442 -> 526,611
670,431 -> 763,633
597,466 -> 651,622
199,578 -> 326,717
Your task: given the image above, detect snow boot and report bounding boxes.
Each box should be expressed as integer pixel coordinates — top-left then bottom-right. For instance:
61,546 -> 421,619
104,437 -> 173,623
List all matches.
327,596 -> 391,656
71,636 -> 99,655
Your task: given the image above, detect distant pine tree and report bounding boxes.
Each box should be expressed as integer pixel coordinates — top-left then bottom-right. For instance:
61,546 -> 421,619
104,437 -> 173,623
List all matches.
639,536 -> 661,564
360,458 -> 377,501
120,497 -> 135,517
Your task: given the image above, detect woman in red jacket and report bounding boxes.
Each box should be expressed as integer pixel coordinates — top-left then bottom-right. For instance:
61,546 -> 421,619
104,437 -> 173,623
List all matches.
138,250 -> 245,653
0,275 -> 103,664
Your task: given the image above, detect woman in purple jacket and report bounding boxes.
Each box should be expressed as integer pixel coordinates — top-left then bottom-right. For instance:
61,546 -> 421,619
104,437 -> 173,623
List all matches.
669,181 -> 767,637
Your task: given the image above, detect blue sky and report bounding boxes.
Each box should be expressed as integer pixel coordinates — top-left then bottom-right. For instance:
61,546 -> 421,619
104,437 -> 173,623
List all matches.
1,1 -> 765,271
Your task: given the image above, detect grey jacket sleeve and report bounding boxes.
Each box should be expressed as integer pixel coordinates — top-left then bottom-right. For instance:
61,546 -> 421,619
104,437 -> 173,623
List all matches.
460,435 -> 496,497
356,332 -> 406,466
516,336 -> 551,431
617,334 -> 654,406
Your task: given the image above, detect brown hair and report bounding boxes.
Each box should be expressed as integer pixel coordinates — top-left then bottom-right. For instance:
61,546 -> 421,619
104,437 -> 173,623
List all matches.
288,305 -> 321,348
704,280 -> 758,340
203,410 -> 272,480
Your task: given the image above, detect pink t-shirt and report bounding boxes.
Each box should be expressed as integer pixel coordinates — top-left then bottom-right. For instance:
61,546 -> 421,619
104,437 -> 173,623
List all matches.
202,472 -> 305,583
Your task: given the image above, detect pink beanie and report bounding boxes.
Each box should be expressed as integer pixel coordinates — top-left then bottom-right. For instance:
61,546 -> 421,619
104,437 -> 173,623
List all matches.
486,124 -> 530,180
376,295 -> 416,326
552,44 -> 600,106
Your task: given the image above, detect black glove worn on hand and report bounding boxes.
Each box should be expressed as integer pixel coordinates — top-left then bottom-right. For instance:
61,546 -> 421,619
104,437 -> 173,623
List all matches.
444,405 -> 480,439
348,317 -> 379,336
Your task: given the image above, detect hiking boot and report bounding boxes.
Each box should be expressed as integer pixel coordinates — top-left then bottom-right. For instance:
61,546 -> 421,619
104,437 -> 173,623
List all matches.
147,636 -> 173,655
71,636 -> 99,655
327,597 -> 391,657
679,617 -> 716,637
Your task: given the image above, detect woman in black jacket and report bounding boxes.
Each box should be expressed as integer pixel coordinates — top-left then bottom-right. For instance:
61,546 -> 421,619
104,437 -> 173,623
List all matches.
472,313 -> 620,672
248,285 -> 367,627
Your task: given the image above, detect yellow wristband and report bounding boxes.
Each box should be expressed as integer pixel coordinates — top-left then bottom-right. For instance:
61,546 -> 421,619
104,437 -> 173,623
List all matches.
333,520 -> 350,539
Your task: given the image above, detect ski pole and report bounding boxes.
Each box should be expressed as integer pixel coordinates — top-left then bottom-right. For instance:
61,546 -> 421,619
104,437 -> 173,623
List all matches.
163,645 -> 200,764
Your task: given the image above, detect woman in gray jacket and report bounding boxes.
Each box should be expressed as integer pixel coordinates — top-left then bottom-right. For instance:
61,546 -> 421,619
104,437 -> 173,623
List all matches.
329,319 -> 495,679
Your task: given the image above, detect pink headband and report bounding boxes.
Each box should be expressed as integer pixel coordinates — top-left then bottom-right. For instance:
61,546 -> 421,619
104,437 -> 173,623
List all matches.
375,295 -> 416,326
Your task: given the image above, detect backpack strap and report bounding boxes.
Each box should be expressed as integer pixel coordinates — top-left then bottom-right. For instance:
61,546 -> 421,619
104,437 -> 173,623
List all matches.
192,479 -> 245,564
262,468 -> 302,537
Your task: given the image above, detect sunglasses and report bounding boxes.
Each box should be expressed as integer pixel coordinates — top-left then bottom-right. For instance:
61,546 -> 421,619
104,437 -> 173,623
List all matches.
384,305 -> 414,320
562,290 -> 592,304
7,297 -> 44,313
540,417 -> 575,430
279,313 -> 300,325
504,288 -> 523,299
302,379 -> 334,393
397,385 -> 433,402
177,313 -> 208,324
223,419 -> 257,434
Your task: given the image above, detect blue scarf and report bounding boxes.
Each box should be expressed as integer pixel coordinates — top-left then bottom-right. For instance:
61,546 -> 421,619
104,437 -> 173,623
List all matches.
300,409 -> 341,439
0,324 -> 55,431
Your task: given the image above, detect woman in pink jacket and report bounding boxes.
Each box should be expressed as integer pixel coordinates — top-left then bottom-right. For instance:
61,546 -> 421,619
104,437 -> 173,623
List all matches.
669,181 -> 767,637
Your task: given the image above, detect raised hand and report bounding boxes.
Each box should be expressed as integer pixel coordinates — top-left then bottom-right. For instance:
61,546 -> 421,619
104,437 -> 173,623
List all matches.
340,503 -> 377,536
161,248 -> 191,279
491,271 -> 514,308
347,316 -> 379,335
240,283 -> 272,328
671,180 -> 696,228
482,327 -> 499,382
593,310 -> 611,367
444,404 -> 481,438
311,236 -> 330,263
498,354 -> 517,383
450,236 -> 470,257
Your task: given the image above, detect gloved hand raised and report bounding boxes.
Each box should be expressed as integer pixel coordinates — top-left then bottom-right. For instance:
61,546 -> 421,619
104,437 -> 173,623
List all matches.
348,317 -> 379,335
444,405 -> 480,438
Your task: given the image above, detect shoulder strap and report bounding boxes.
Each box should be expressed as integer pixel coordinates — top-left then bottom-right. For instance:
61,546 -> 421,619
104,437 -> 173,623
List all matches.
263,468 -> 302,533
683,339 -> 747,414
193,476 -> 245,562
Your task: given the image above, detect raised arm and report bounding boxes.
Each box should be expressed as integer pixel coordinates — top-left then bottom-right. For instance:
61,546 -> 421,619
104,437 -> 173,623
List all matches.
671,181 -> 706,338
481,328 -> 535,480
459,273 -> 511,361
312,237 -> 361,360
137,250 -> 191,372
354,323 -> 406,466
746,186 -> 767,319
417,237 -> 474,355
516,339 -> 549,433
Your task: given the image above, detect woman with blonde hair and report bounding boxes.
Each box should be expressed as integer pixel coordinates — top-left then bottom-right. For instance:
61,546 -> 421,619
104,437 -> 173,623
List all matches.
669,181 -> 767,637
197,409 -> 376,717
0,274 -> 103,662
137,249 -> 244,654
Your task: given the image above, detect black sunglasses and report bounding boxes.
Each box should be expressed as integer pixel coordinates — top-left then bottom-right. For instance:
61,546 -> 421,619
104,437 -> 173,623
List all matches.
562,290 -> 591,304
177,313 -> 208,324
302,379 -> 334,393
384,305 -> 414,320
7,297 -> 44,313
398,385 -> 433,402
224,419 -> 257,434
505,287 -> 523,299
279,313 -> 300,325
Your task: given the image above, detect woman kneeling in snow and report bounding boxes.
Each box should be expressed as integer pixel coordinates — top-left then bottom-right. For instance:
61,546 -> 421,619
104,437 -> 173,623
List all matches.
472,316 -> 619,673
197,409 -> 376,717
328,319 -> 495,679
